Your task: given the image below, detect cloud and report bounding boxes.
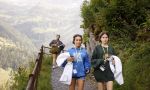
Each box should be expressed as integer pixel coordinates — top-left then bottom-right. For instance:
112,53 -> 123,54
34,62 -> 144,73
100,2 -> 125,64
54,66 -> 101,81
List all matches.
32,27 -> 58,34
0,0 -> 83,9
0,0 -> 39,7
0,13 -> 12,19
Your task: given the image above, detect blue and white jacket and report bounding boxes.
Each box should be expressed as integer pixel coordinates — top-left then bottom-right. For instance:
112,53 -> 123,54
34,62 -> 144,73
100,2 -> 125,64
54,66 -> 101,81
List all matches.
62,47 -> 91,77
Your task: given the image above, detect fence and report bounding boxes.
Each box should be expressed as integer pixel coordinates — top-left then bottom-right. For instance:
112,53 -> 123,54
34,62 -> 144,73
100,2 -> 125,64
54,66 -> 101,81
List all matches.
26,45 -> 51,90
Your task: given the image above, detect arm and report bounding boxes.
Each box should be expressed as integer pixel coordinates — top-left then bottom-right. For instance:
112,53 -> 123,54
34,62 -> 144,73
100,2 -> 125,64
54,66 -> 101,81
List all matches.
49,40 -> 55,47
84,51 -> 91,72
61,49 -> 74,67
58,41 -> 65,50
91,46 -> 104,69
58,41 -> 63,46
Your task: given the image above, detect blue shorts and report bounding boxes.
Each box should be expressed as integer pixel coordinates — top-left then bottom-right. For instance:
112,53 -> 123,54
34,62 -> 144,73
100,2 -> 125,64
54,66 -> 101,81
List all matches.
72,76 -> 85,80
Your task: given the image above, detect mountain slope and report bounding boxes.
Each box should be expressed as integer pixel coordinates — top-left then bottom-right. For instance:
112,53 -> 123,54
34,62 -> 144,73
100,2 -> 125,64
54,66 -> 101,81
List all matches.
0,21 -> 37,69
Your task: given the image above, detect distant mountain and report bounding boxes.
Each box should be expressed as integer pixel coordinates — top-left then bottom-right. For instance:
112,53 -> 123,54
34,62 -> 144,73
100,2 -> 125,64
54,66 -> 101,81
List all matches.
0,21 -> 37,69
0,0 -> 83,49
0,0 -> 84,69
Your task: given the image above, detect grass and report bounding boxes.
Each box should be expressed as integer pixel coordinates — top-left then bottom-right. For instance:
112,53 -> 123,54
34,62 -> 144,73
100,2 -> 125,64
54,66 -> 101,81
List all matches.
37,55 -> 53,90
9,66 -> 30,90
8,54 -> 53,90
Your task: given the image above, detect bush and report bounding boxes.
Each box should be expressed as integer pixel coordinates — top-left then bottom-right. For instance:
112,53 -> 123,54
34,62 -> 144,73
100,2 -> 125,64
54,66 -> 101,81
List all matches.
81,0 -> 150,90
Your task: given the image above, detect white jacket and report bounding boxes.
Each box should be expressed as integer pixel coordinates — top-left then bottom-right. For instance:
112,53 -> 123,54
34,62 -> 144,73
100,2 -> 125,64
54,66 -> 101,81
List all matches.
56,52 -> 70,66
56,52 -> 73,85
59,62 -> 73,85
109,55 -> 124,85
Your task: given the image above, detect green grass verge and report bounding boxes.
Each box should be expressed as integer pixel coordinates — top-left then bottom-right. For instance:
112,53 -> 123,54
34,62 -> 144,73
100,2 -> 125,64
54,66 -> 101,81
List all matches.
8,54 -> 52,90
37,55 -> 52,90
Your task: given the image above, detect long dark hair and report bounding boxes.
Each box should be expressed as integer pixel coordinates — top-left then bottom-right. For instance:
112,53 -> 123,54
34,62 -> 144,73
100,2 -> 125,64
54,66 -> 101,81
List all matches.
72,34 -> 83,44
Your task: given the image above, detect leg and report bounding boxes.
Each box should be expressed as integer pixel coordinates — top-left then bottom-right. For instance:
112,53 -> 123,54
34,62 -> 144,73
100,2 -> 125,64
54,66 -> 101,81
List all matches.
77,79 -> 85,90
55,53 -> 59,66
106,81 -> 113,90
52,54 -> 57,68
69,78 -> 76,90
52,54 -> 57,65
97,82 -> 104,90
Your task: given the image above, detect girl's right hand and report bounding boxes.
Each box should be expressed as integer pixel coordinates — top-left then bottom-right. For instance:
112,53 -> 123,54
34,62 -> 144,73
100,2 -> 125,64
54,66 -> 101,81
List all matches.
67,57 -> 74,62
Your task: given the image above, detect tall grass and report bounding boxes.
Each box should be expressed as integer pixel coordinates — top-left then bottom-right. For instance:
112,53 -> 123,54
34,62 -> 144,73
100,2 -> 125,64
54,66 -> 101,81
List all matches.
9,55 -> 52,90
9,66 -> 31,90
37,55 -> 52,90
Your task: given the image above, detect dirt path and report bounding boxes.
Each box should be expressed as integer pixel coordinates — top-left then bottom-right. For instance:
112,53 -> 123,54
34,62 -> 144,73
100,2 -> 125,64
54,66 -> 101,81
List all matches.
51,67 -> 97,90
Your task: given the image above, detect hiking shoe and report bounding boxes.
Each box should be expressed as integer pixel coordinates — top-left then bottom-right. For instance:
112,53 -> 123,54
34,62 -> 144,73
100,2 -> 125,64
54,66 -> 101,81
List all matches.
52,65 -> 58,69
52,65 -> 56,69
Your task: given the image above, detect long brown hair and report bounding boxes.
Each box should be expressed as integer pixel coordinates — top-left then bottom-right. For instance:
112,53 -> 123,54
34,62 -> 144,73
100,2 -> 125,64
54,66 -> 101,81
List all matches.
99,31 -> 109,42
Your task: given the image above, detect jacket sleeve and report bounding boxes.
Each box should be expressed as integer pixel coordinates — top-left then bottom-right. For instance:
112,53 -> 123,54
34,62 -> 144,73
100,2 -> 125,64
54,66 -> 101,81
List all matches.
58,41 -> 64,46
61,60 -> 67,67
49,40 -> 55,46
61,49 -> 71,67
84,50 -> 91,70
91,46 -> 104,69
59,41 -> 65,51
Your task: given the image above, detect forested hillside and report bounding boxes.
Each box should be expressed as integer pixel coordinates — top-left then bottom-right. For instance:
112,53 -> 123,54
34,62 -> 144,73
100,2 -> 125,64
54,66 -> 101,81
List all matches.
0,21 -> 37,69
81,0 -> 150,90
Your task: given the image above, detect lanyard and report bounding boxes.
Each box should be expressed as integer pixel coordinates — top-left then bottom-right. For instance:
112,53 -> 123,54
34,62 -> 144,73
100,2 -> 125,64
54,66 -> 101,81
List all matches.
74,46 -> 82,60
75,47 -> 81,57
102,46 -> 108,54
102,46 -> 109,61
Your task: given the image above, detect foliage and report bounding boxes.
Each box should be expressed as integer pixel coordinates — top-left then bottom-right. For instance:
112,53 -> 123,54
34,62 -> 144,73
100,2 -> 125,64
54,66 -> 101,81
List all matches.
114,42 -> 150,90
9,55 -> 52,90
83,32 -> 89,43
81,0 -> 150,41
10,66 -> 30,90
81,0 -> 94,28
81,0 -> 150,90
37,55 -> 52,90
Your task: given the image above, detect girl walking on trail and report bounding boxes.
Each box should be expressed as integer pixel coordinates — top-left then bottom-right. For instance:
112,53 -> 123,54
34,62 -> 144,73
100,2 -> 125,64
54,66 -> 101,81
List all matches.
64,34 -> 91,90
91,31 -> 116,90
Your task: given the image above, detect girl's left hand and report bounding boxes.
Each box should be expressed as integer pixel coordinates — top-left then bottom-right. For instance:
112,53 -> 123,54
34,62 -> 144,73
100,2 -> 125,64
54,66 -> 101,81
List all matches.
112,60 -> 115,65
86,69 -> 90,74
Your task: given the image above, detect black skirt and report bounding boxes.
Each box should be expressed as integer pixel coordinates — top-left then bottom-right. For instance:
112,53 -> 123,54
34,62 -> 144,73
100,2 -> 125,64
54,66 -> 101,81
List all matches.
93,61 -> 114,82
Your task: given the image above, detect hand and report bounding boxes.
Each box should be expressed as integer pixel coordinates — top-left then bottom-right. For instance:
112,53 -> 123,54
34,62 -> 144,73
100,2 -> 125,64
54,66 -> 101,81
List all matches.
107,56 -> 113,61
67,57 -> 74,62
86,69 -> 90,74
112,60 -> 115,65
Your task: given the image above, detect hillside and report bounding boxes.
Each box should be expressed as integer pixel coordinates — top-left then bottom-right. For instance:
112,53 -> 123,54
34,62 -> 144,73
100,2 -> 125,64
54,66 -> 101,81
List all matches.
0,0 -> 84,48
0,21 -> 37,69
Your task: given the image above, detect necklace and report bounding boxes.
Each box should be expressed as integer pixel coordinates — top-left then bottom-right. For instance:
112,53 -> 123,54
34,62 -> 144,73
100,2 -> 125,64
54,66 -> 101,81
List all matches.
74,47 -> 82,62
102,45 -> 109,63
75,47 -> 81,58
